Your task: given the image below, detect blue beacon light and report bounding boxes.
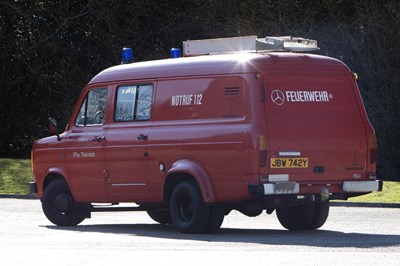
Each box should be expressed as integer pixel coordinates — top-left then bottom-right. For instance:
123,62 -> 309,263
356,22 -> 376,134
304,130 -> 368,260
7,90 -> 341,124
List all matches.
170,48 -> 181,58
121,47 -> 133,64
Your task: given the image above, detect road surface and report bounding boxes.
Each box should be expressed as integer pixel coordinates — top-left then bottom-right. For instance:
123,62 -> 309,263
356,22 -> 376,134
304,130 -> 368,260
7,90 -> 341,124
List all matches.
0,199 -> 399,265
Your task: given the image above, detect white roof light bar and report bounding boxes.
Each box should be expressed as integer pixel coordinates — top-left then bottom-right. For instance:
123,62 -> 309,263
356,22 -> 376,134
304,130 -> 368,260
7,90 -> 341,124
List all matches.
183,35 -> 319,56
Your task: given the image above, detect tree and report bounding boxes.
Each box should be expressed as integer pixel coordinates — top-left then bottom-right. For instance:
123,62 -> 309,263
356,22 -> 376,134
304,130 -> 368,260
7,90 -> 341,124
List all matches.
0,0 -> 399,179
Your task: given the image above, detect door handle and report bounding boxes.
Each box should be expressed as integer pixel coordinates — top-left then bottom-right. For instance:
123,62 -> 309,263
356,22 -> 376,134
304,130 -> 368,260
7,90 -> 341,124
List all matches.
137,134 -> 148,141
92,136 -> 105,142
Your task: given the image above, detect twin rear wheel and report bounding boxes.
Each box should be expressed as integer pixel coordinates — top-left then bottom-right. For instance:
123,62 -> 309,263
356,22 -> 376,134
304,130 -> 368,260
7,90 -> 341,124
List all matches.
147,181 -> 225,233
167,181 -> 330,233
169,181 -> 225,234
276,200 -> 330,230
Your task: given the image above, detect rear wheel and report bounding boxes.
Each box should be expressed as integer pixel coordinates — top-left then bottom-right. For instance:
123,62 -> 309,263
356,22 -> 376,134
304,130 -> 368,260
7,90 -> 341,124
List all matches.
147,209 -> 172,224
42,179 -> 89,226
307,200 -> 330,229
202,205 -> 225,233
170,181 -> 210,233
276,201 -> 315,230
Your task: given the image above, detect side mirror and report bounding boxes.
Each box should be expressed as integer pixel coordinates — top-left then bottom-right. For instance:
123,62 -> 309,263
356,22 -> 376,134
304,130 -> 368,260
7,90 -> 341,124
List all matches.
48,117 -> 62,141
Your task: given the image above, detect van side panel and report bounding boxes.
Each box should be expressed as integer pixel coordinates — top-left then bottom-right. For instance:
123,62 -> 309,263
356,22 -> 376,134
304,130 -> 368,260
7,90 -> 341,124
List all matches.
149,75 -> 259,202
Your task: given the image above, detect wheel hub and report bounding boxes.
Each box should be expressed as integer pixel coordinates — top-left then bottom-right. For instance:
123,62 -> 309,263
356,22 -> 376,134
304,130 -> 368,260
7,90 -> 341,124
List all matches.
54,194 -> 72,212
177,193 -> 193,222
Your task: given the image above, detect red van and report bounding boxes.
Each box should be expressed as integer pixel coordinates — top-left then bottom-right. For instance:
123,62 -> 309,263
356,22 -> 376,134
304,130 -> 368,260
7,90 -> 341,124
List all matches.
31,36 -> 382,233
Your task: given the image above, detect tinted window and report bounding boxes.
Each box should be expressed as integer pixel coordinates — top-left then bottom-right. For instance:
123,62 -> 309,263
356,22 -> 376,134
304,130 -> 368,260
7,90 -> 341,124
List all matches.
115,85 -> 153,122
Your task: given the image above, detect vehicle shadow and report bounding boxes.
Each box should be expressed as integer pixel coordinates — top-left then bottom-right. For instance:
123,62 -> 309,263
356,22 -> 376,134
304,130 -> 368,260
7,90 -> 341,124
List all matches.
43,223 -> 400,249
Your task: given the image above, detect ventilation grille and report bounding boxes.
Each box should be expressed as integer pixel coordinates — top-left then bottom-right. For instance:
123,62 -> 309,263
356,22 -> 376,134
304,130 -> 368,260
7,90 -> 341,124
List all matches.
224,87 -> 240,96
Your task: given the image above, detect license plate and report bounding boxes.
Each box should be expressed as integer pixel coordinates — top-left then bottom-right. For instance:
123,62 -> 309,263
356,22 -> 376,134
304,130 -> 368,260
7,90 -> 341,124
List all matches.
271,158 -> 308,168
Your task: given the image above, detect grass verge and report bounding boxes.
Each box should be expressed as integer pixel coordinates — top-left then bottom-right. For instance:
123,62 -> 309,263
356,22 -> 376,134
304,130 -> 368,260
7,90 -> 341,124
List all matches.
0,158 -> 33,194
0,158 -> 399,203
345,181 -> 400,203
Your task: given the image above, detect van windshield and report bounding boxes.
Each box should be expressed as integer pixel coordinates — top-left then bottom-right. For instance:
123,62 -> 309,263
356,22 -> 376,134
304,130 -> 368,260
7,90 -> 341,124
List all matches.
76,88 -> 108,126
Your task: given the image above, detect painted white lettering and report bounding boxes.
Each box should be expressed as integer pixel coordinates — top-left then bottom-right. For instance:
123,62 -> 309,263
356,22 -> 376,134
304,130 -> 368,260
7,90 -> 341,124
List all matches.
303,91 -> 309,101
285,90 -> 331,103
194,94 -> 202,105
171,93 -> 203,106
286,91 -> 293,102
322,91 -> 329,101
315,92 -> 320,101
81,152 -> 95,158
306,91 -> 315,101
72,151 -> 95,158
298,91 -> 304,102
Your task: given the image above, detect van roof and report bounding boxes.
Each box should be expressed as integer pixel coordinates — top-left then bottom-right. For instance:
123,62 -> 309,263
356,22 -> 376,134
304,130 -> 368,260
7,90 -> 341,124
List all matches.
89,52 -> 350,84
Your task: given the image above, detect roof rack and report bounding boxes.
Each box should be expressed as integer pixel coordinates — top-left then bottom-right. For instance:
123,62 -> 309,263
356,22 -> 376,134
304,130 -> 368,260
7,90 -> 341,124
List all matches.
183,35 -> 319,56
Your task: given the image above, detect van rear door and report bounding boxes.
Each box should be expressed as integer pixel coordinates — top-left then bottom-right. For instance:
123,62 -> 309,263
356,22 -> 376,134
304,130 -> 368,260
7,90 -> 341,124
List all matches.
264,74 -> 368,183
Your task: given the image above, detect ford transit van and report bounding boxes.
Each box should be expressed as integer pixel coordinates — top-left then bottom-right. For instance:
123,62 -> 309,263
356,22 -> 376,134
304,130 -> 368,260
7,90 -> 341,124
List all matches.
31,36 -> 382,233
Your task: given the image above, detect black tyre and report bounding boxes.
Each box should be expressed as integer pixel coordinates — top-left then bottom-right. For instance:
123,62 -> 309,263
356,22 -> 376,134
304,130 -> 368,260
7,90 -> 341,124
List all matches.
307,200 -> 330,229
170,181 -> 210,233
276,201 -> 315,230
202,205 -> 225,233
42,179 -> 89,226
147,209 -> 172,224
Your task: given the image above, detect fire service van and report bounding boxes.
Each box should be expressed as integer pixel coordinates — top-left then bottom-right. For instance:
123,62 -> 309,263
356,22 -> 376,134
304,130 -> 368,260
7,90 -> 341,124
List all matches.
31,36 -> 382,233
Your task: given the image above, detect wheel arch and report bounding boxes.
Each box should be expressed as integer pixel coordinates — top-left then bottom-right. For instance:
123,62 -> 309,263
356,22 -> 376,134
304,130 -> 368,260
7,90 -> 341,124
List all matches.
41,167 -> 72,198
164,159 -> 215,203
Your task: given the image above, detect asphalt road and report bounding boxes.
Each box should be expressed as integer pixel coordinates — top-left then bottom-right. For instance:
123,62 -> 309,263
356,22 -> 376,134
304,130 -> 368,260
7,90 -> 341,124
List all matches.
0,199 -> 399,266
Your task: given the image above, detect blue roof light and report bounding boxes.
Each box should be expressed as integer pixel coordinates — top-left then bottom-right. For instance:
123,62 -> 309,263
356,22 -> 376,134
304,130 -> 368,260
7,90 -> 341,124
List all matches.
170,48 -> 181,58
121,47 -> 133,64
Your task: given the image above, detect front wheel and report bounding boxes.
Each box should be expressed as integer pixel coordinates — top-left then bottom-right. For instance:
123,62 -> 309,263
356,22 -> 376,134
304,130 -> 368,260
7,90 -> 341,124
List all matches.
42,179 -> 89,226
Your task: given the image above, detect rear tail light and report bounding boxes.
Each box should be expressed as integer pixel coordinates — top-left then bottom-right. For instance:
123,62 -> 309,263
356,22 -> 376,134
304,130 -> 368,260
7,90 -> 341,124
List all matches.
369,133 -> 378,165
259,150 -> 267,167
259,134 -> 268,167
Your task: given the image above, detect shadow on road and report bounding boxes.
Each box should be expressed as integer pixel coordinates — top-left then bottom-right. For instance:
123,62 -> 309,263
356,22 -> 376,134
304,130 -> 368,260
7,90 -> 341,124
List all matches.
43,223 -> 400,248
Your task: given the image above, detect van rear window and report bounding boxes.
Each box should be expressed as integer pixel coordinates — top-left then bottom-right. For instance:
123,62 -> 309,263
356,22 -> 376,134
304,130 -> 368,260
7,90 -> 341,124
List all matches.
115,85 -> 153,122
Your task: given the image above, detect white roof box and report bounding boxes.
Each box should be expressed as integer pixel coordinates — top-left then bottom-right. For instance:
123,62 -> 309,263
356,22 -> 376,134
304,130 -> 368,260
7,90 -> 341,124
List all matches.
258,36 -> 319,52
183,35 -> 319,56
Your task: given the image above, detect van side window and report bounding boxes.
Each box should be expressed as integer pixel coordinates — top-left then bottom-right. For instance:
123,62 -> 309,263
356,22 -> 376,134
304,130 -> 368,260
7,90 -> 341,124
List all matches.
75,88 -> 108,126
115,85 -> 153,122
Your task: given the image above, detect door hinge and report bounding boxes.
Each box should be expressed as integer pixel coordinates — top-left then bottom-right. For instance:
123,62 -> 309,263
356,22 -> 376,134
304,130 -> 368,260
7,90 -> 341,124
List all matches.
260,84 -> 266,102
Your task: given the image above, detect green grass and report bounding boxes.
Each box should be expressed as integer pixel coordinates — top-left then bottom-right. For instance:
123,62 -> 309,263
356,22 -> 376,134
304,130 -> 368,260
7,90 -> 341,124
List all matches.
0,158 -> 399,203
0,158 -> 33,194
345,181 -> 400,203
